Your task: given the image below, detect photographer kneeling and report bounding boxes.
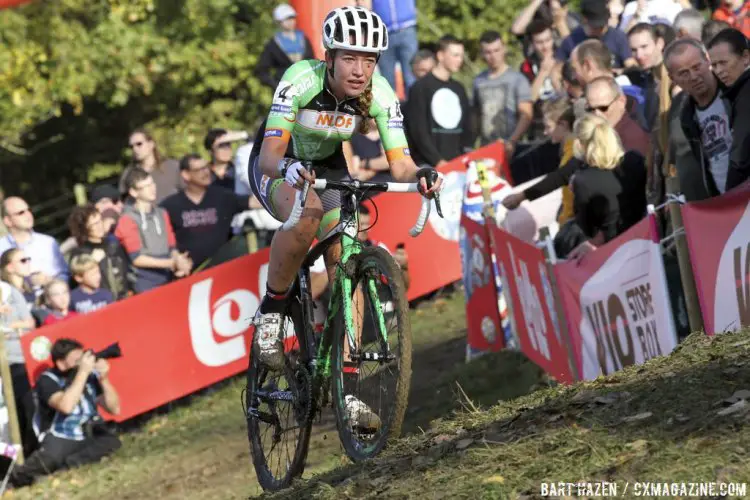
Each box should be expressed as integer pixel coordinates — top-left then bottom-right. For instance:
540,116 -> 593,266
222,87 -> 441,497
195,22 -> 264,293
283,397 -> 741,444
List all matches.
10,338 -> 121,488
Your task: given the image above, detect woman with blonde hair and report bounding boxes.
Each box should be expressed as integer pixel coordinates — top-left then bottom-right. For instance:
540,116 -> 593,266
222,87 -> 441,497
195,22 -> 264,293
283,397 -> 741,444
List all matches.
561,114 -> 647,259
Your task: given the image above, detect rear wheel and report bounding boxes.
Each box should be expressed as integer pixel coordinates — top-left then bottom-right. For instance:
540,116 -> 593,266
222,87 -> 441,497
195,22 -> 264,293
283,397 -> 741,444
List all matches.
331,246 -> 412,462
245,307 -> 313,491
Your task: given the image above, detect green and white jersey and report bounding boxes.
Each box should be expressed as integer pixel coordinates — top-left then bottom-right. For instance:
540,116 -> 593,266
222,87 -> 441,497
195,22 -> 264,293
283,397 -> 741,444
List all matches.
252,59 -> 411,168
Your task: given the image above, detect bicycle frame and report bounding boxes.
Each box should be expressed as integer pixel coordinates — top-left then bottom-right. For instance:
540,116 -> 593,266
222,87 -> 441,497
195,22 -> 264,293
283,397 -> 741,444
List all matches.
292,192 -> 389,407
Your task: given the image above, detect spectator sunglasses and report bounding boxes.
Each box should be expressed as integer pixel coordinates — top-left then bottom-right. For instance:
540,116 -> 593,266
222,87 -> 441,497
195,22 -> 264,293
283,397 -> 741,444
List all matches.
585,95 -> 618,114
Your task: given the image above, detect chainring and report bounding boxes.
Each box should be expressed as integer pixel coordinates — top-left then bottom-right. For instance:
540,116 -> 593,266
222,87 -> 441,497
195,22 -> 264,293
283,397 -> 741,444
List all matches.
293,361 -> 313,425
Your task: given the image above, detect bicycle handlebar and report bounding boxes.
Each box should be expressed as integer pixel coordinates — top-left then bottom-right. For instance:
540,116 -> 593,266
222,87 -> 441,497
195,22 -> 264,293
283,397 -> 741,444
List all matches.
279,179 -> 435,237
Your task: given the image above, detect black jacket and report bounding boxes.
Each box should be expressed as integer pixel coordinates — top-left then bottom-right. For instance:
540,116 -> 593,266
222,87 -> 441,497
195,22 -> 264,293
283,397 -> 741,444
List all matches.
679,80 -> 729,198
526,152 -> 647,239
69,238 -> 131,300
255,33 -> 315,90
724,68 -> 750,191
623,67 -> 660,132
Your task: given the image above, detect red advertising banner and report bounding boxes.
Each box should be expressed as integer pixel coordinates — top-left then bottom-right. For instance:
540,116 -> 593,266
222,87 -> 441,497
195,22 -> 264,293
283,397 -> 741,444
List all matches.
553,218 -> 678,381
682,184 -> 750,335
491,225 -> 574,383
21,249 -> 272,422
460,215 -> 505,354
368,142 -> 509,300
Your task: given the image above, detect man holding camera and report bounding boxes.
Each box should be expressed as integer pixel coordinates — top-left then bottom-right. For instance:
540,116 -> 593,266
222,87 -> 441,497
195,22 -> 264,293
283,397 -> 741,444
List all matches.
10,338 -> 121,488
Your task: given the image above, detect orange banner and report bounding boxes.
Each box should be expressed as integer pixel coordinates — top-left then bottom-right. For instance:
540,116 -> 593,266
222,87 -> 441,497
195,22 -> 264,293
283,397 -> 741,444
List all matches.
291,0 -> 351,60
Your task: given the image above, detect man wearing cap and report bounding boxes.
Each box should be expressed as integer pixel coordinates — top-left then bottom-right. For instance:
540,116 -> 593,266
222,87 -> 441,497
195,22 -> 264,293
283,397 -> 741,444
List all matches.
255,3 -> 315,90
555,0 -> 636,69
90,184 -> 123,216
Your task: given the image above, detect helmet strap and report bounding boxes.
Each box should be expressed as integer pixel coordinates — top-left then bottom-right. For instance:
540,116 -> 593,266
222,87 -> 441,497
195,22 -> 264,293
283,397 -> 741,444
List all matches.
326,49 -> 336,78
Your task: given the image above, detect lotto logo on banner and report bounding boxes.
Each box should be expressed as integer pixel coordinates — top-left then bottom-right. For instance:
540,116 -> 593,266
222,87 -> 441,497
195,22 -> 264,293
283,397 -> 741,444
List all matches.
554,218 -> 678,380
492,225 -> 574,383
682,184 -> 750,334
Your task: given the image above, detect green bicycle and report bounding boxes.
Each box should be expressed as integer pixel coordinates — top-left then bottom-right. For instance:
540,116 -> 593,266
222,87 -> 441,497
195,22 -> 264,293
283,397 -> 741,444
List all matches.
244,173 -> 442,491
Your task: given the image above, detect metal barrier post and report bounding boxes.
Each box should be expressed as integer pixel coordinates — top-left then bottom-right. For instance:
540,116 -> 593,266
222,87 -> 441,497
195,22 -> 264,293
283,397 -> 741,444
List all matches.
666,176 -> 704,333
73,184 -> 87,206
539,226 -> 580,382
0,331 -> 24,464
245,230 -> 259,255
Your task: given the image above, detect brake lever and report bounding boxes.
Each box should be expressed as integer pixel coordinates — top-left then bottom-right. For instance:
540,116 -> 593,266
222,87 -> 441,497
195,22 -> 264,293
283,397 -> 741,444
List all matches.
434,192 -> 444,218
423,169 -> 444,218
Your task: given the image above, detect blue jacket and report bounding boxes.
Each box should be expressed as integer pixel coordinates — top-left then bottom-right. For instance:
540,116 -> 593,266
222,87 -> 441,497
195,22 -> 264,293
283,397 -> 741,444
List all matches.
372,0 -> 417,32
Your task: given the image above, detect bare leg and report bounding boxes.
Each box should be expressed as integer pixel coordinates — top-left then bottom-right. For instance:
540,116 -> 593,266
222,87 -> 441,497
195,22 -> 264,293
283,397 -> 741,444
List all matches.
266,183 -> 324,293
255,182 -> 324,370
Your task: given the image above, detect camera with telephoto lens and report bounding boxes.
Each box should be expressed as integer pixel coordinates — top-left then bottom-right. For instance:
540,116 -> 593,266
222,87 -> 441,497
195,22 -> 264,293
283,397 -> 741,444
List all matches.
90,342 -> 123,360
66,342 -> 123,381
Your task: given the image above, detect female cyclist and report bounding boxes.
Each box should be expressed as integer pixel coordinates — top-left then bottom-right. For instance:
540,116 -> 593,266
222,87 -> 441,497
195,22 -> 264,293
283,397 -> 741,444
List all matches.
246,6 -> 443,426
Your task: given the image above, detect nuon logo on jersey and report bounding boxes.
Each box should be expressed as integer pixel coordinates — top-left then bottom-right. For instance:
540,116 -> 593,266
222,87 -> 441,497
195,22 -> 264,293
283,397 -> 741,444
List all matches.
188,264 -> 269,367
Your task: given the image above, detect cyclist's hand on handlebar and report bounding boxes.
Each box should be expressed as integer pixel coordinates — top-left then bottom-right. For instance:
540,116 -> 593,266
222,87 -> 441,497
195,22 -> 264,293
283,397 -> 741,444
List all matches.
416,167 -> 444,199
283,161 -> 316,189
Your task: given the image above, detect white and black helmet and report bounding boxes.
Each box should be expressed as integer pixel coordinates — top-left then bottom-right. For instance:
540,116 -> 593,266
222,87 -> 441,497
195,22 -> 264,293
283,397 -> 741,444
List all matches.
322,6 -> 389,55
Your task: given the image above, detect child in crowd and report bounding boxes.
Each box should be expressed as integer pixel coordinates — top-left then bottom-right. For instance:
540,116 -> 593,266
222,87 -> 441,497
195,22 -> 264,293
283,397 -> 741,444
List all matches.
69,255 -> 114,314
41,279 -> 78,326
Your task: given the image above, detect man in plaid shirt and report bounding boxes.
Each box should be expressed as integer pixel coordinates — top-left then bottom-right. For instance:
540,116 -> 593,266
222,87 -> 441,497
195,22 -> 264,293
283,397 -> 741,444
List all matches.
10,339 -> 121,488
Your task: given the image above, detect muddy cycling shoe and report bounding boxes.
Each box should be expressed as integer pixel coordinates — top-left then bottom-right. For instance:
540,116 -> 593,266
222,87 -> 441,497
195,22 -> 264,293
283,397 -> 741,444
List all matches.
345,395 -> 381,432
253,312 -> 285,371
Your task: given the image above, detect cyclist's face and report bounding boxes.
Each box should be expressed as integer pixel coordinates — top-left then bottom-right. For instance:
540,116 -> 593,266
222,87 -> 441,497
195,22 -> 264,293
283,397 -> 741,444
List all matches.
328,50 -> 378,98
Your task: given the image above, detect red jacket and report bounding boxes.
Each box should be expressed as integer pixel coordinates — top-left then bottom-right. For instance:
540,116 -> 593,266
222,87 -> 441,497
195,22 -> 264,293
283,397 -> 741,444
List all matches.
42,310 -> 79,326
713,3 -> 750,38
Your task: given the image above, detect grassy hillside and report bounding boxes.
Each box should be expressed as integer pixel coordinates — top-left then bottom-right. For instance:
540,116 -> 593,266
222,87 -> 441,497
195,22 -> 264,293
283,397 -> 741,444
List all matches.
267,331 -> 750,499
8,291 -> 546,499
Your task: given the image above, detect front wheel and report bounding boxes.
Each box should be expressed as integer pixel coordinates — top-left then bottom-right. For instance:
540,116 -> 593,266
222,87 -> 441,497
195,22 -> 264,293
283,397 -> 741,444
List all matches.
331,246 -> 413,462
245,308 -> 313,491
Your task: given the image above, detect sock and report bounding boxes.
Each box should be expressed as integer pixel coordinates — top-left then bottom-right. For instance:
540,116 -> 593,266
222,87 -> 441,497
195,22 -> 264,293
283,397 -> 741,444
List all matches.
259,285 -> 289,315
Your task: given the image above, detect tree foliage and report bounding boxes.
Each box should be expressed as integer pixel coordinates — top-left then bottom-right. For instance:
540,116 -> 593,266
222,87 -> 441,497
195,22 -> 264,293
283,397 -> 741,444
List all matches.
417,0 -> 529,54
0,0 -> 529,205
0,0 -> 277,201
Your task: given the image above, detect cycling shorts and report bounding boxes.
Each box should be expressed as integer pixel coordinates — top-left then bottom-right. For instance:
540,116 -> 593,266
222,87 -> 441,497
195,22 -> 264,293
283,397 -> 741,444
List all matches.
248,154 -> 342,238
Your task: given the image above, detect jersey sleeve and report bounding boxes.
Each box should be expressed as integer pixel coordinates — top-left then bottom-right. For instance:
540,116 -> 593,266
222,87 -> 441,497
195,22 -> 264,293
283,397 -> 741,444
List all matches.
370,75 -> 411,163
264,63 -> 307,143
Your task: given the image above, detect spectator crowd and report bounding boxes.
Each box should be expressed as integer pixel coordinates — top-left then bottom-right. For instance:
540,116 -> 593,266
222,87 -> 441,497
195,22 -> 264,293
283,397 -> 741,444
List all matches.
3,0 -> 750,490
